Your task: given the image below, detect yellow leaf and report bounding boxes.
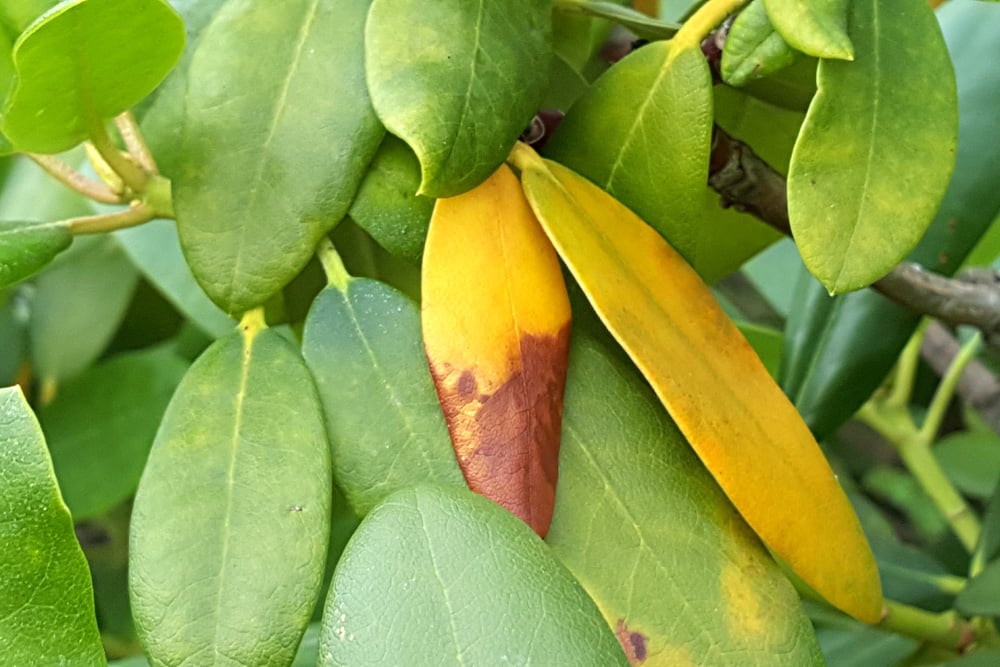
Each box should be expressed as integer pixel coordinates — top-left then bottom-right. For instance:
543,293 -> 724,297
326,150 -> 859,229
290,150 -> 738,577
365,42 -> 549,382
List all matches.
511,142 -> 882,623
422,163 -> 572,538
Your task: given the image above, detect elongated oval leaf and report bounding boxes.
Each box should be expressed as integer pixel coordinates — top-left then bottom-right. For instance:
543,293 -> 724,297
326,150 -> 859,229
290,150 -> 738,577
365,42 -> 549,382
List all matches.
0,386 -> 104,665
722,0 -> 796,87
422,164 -> 571,537
319,485 -> 627,666
39,346 -> 188,520
2,0 -> 185,153
787,0 -> 957,293
302,277 -> 463,517
512,144 -> 882,622
175,0 -> 384,314
550,336 -> 823,665
762,0 -> 853,60
365,0 -> 550,198
0,220 -> 71,288
130,322 -> 331,665
547,43 -> 767,282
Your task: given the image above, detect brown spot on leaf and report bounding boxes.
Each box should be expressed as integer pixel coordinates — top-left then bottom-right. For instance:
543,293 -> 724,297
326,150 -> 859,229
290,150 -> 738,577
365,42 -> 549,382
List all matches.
615,619 -> 648,664
430,325 -> 571,538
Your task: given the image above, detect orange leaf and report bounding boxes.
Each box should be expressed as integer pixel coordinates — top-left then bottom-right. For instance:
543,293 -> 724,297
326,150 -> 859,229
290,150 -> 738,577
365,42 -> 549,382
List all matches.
511,142 -> 883,623
422,164 -> 572,538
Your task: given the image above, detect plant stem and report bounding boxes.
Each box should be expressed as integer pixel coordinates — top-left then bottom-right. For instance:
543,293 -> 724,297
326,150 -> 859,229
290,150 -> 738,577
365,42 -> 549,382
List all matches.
115,111 -> 159,174
887,323 -> 926,410
317,237 -> 351,290
551,0 -> 680,39
880,600 -> 975,652
918,332 -> 982,444
66,202 -> 157,234
88,119 -> 148,193
672,0 -> 747,51
27,153 -> 123,204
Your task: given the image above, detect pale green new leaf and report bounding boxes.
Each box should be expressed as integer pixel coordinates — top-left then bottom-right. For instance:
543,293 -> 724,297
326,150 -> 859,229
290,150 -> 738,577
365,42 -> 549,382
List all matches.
763,0 -> 853,60
365,0 -> 550,198
722,0 -> 796,86
130,325 -> 331,666
788,0 -> 958,293
0,386 -> 104,665
1,0 -> 185,153
175,0 -> 383,314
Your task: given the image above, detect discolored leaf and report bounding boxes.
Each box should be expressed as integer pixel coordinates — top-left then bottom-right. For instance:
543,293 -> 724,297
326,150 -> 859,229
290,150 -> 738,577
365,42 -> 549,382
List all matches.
547,43 -> 764,282
302,275 -> 463,517
129,320 -> 331,666
422,164 -> 571,537
365,0 -> 550,198
0,220 -> 71,288
348,135 -> 433,263
1,0 -> 185,153
319,485 -> 627,666
30,235 -> 140,382
175,0 -> 383,314
762,0 -> 853,60
549,336 -> 824,665
722,0 -> 796,87
0,386 -> 104,665
512,143 -> 882,622
39,346 -> 188,520
787,0 -> 957,293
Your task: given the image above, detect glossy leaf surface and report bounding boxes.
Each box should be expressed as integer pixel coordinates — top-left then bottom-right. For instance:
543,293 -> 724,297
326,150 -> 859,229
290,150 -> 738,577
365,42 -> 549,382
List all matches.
39,346 -> 188,520
0,220 -> 70,288
302,277 -> 463,517
422,164 -> 571,537
722,0 -> 796,87
514,145 -> 882,622
130,324 -> 331,666
175,0 -> 383,314
365,0 -> 550,198
319,485 -> 627,666
762,0 -> 852,60
781,0 -> 1000,438
549,336 -> 823,665
0,386 -> 104,665
547,43 -> 765,282
2,0 -> 185,153
348,135 -> 433,263
115,220 -> 234,338
30,235 -> 139,382
787,0 -> 957,293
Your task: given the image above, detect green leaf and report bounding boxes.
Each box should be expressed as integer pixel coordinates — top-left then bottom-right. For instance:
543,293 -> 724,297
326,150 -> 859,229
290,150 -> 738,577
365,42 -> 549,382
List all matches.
0,289 -> 27,384
0,220 -> 71,288
780,0 -> 1000,438
348,135 -> 433,263
547,336 -> 823,665
813,619 -> 918,667
319,485 -> 628,666
30,235 -> 139,382
302,278 -> 463,517
39,346 -> 187,520
175,0 -> 384,315
1,0 -> 186,153
292,623 -> 320,667
737,54 -> 817,113
787,0 -> 958,294
365,0 -> 551,198
115,220 -> 234,337
546,44 -> 726,278
0,386 -> 104,665
762,0 -> 853,60
0,0 -> 59,35
738,321 -> 784,378
957,558 -> 1000,615
935,431 -> 1000,499
722,0 -> 796,87
130,324 -> 331,665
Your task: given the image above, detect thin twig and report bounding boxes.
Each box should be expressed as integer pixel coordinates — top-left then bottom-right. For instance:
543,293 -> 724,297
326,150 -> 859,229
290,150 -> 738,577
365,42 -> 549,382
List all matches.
88,119 -> 148,193
27,153 -> 123,205
708,127 -> 1000,345
115,111 -> 159,174
66,201 -> 157,234
922,321 -> 1000,435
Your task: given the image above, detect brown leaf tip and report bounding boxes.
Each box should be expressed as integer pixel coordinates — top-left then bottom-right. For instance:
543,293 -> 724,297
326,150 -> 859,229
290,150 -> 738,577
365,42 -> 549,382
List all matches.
615,619 -> 648,665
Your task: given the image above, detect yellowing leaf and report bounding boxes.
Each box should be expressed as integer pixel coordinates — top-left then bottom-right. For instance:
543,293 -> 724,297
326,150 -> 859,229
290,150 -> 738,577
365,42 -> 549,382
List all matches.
422,163 -> 571,538
511,142 -> 882,623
